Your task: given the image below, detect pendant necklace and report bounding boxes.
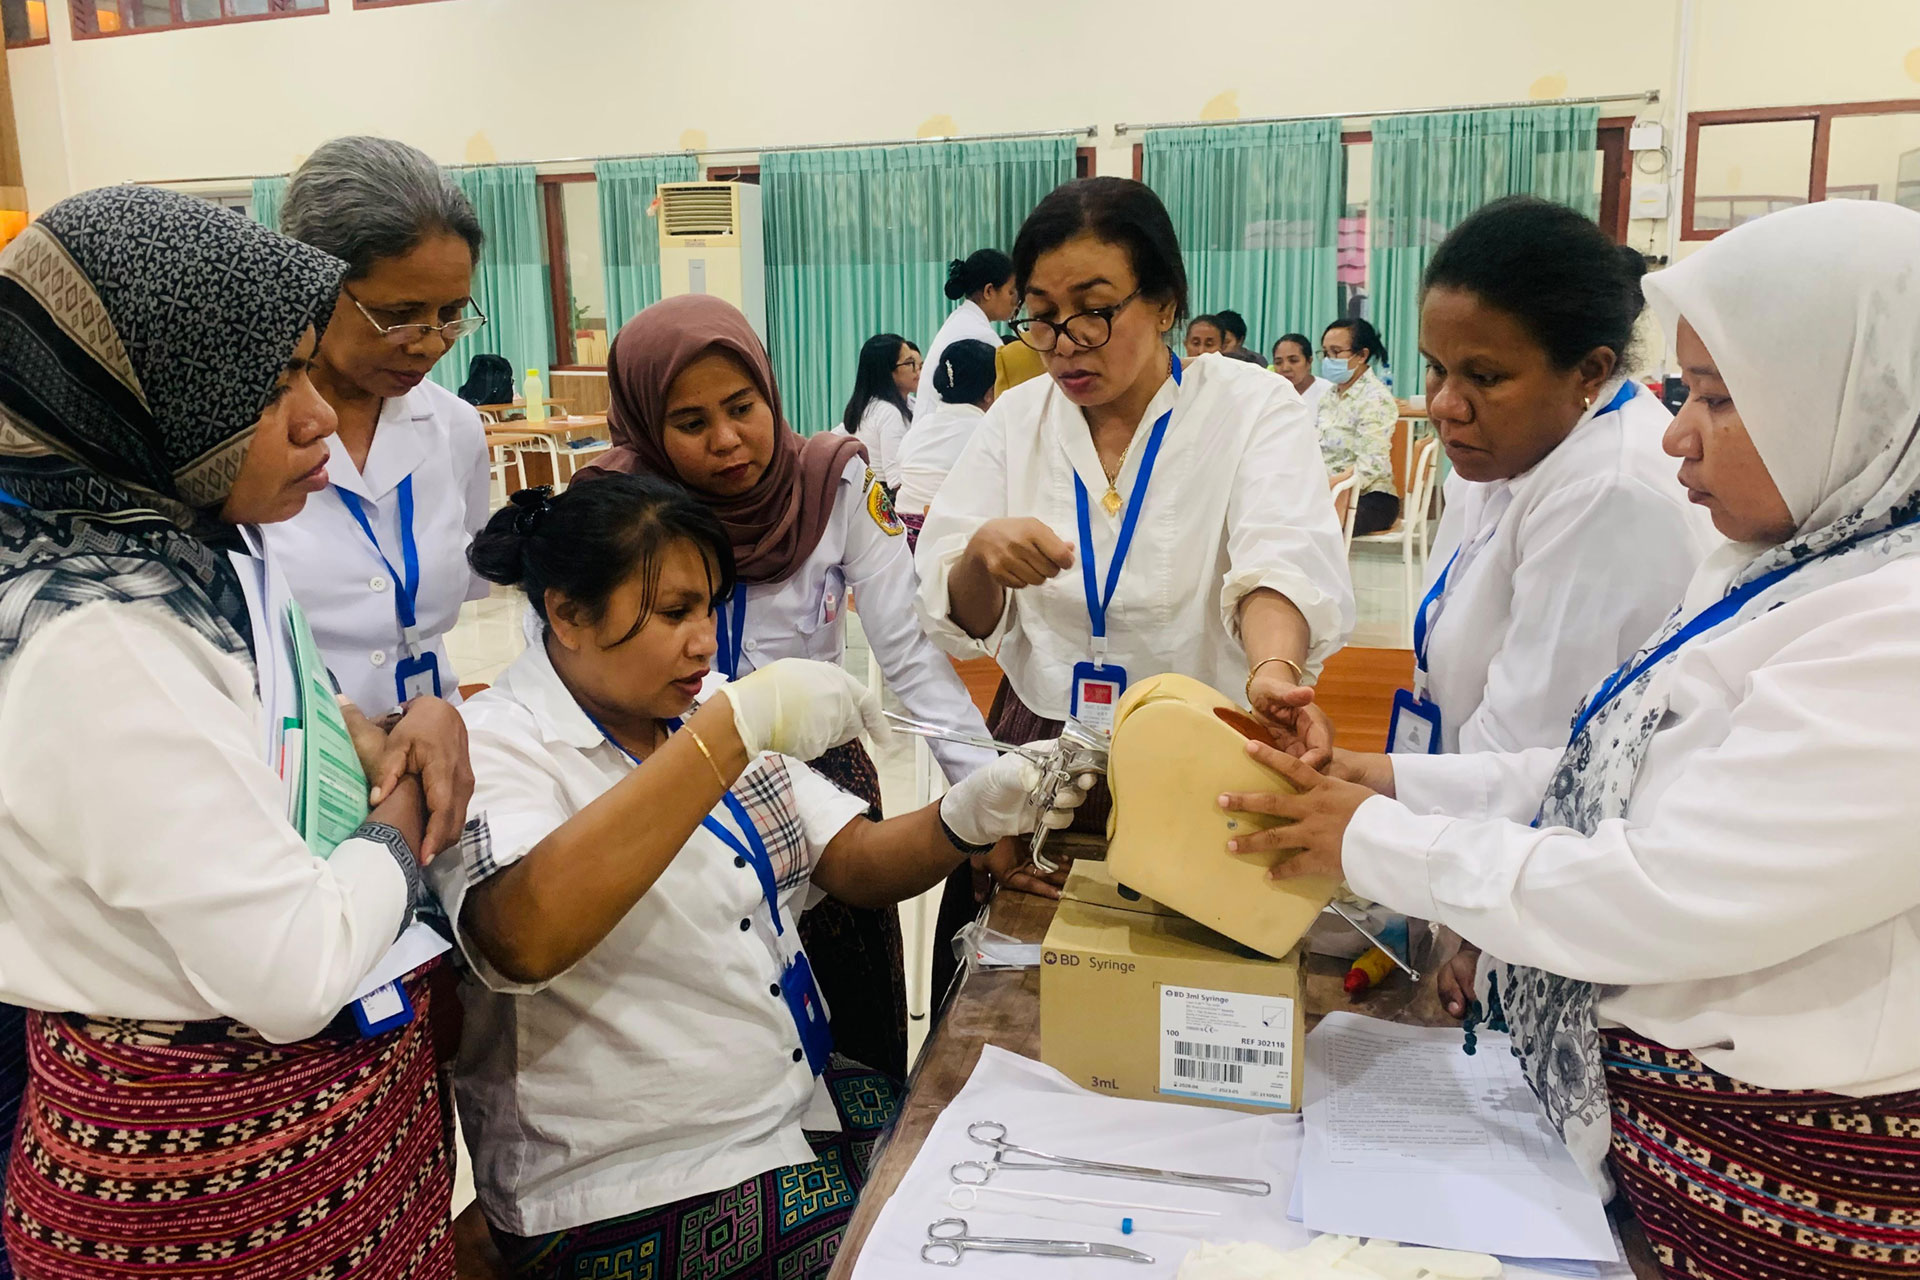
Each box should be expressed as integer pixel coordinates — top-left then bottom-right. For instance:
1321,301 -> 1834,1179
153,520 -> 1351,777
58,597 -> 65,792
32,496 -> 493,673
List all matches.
1099,443 -> 1129,517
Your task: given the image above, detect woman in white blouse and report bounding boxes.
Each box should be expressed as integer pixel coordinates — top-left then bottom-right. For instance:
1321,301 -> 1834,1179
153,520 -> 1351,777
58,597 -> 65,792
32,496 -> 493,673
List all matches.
1224,199 -> 1920,1280
267,136 -> 493,719
914,248 -> 1017,422
897,336 -> 998,541
435,474 -> 1083,1278
841,332 -> 917,491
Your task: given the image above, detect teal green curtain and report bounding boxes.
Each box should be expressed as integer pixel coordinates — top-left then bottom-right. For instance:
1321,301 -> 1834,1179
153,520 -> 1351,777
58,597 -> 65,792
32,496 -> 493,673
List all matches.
1142,121 -> 1343,356
597,155 -> 702,332
250,177 -> 287,234
1369,105 -> 1600,382
432,165 -> 552,393
762,138 -> 1077,434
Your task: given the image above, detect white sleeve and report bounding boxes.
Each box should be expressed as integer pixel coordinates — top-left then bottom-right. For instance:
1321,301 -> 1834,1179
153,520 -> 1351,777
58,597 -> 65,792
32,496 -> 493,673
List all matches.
453,398 -> 493,603
1389,746 -> 1564,821
842,475 -> 997,780
913,399 -> 1015,659
1456,477 -> 1694,754
786,756 -> 876,851
0,605 -> 408,1043
1345,594 -> 1920,986
1219,384 -> 1356,672
877,404 -> 908,490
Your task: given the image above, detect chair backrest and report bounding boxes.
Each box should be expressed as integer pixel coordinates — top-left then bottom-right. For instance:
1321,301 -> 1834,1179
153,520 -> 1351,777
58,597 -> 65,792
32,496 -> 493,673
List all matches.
1314,646 -> 1416,753
1327,469 -> 1357,534
1405,436 -> 1440,526
1388,418 -> 1414,497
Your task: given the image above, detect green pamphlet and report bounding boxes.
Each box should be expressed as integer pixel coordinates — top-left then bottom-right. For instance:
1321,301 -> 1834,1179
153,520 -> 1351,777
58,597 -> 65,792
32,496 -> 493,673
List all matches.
288,598 -> 370,858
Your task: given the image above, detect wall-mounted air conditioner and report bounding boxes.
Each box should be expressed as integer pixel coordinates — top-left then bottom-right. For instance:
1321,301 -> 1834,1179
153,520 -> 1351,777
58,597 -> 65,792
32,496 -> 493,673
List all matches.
657,181 -> 766,344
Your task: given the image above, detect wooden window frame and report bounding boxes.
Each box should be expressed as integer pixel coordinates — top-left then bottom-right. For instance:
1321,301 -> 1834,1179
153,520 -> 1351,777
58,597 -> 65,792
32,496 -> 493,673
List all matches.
71,0 -> 323,39
353,0 -> 460,8
1681,99 -> 1920,241
3,0 -> 49,46
538,172 -> 602,372
705,164 -> 761,184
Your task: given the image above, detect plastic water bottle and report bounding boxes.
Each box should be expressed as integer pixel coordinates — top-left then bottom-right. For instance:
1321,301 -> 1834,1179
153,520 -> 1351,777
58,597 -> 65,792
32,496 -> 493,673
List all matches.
524,369 -> 547,423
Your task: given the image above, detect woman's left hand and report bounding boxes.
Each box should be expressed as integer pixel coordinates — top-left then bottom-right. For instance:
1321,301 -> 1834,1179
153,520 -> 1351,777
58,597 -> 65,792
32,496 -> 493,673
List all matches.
1216,739 -> 1375,882
1248,668 -> 1335,769
367,697 -> 475,863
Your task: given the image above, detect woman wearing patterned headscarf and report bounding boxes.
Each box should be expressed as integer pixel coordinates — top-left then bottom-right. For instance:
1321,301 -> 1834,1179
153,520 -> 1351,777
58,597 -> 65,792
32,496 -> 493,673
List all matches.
0,187 -> 459,1276
1221,199 -> 1920,1280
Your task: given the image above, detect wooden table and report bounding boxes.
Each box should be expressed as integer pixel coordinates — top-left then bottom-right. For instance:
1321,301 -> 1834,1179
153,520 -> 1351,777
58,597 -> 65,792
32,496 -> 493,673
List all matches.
828,866 -> 1660,1279
484,414 -> 611,489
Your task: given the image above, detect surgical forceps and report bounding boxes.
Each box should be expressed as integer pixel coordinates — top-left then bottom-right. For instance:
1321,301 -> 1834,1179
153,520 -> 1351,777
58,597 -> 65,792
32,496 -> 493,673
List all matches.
920,1218 -> 1155,1266
949,1121 -> 1271,1197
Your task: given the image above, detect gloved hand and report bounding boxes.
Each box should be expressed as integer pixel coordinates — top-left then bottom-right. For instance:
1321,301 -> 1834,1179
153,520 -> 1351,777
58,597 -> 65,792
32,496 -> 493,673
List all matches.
939,739 -> 1096,848
716,659 -> 889,762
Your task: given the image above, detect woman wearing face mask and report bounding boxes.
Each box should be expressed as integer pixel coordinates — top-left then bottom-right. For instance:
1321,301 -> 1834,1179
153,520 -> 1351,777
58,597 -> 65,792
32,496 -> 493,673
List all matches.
574,296 -> 999,1079
1221,199 -> 1920,1280
841,333 -> 917,493
0,187 -> 458,1277
898,337 -> 999,546
1271,333 -> 1332,416
1314,318 -> 1400,534
916,249 -> 1018,422
436,477 -> 1085,1278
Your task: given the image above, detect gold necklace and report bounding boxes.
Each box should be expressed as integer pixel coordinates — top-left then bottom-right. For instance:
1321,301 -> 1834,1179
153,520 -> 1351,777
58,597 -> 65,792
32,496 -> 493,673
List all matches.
1099,443 -> 1130,517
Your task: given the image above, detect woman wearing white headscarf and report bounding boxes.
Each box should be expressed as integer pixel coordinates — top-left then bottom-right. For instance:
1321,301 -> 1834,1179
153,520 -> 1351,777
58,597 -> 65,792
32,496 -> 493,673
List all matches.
1217,199 -> 1920,1280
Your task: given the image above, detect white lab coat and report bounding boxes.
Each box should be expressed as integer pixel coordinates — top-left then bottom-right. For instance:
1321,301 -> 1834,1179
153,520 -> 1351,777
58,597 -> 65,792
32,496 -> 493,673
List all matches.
914,299 -> 1000,424
1414,383 -> 1715,753
853,399 -> 909,491
264,381 -> 491,717
914,354 -> 1356,721
1350,549 -> 1920,1096
897,400 -> 984,515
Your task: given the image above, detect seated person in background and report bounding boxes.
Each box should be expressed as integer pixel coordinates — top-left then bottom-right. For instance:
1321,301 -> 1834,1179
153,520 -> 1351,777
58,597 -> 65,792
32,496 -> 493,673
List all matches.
898,337 -> 999,548
994,331 -> 1048,395
1273,332 -> 1333,414
1315,317 -> 1401,534
1214,308 -> 1270,365
438,475 -> 1087,1280
1184,313 -> 1223,356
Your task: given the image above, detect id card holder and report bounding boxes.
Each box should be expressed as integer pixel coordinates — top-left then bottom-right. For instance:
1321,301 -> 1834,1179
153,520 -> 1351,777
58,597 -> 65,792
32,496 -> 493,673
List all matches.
780,949 -> 833,1076
1069,661 -> 1128,734
350,979 -> 414,1038
394,649 -> 442,704
1387,688 -> 1443,755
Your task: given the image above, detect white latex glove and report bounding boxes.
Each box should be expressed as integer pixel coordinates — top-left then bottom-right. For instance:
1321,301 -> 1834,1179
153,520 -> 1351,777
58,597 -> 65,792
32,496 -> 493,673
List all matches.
939,739 -> 1095,848
716,659 -> 889,762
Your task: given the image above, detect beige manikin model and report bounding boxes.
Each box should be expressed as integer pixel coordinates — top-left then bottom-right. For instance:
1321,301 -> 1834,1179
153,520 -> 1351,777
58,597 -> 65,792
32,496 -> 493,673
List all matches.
1105,672 -> 1341,959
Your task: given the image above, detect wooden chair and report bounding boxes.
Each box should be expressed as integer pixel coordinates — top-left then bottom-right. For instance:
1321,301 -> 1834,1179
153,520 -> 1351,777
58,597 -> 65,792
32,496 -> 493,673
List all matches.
1328,468 -> 1358,552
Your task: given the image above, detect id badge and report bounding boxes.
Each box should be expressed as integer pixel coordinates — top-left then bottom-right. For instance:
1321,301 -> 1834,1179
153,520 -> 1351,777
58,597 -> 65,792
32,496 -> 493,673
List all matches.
350,979 -> 414,1038
394,649 -> 442,704
780,949 -> 833,1076
1070,661 -> 1128,734
1387,688 -> 1443,755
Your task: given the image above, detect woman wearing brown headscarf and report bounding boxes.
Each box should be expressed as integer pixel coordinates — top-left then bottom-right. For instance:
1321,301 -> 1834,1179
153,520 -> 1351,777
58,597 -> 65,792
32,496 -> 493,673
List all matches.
577,295 -> 1031,1078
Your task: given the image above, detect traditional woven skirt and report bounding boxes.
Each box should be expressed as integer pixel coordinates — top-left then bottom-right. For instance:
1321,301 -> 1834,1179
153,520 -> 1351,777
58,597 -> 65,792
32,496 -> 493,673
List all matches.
3,965 -> 454,1279
1604,1029 -> 1920,1280
796,740 -> 908,1081
898,510 -> 924,554
490,1057 -> 900,1280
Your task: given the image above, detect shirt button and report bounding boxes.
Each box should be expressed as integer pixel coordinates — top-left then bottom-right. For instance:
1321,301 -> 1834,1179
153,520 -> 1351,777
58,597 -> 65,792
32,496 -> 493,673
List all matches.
370,650 -> 388,668
792,1048 -> 805,1063
770,983 -> 782,998
744,640 -> 759,653
734,856 -> 747,869
739,918 -> 752,932
369,575 -> 388,593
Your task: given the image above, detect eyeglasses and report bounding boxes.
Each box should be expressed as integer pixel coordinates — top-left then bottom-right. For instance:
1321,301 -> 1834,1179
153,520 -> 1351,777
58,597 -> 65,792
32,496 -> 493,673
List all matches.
346,285 -> 489,348
1011,291 -> 1141,353
1321,346 -> 1354,359
896,356 -> 923,372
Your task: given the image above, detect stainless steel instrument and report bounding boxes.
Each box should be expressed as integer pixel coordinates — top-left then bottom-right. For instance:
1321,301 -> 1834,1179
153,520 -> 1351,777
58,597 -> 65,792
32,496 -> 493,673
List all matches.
920,1218 -> 1155,1266
949,1121 -> 1271,1197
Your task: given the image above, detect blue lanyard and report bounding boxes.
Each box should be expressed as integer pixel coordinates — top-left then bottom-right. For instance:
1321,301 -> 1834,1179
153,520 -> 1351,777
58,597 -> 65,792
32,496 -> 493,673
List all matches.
713,586 -> 747,680
585,709 -> 784,937
335,478 -> 422,641
0,488 -> 23,508
1414,381 -> 1639,675
1072,351 -> 1182,662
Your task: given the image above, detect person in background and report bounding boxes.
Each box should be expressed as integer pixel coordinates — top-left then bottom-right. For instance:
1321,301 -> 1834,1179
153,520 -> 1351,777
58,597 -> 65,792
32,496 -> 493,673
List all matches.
268,136 -> 493,723
898,338 -> 998,548
575,296 -> 998,1079
841,332 -> 915,492
1214,308 -> 1268,365
902,339 -> 923,413
995,331 -> 1048,396
1315,317 -> 1401,534
0,186 -> 459,1278
916,249 -> 1017,422
915,177 -> 1354,1002
1184,313 -> 1223,356
1223,199 -> 1920,1280
1272,332 -> 1333,416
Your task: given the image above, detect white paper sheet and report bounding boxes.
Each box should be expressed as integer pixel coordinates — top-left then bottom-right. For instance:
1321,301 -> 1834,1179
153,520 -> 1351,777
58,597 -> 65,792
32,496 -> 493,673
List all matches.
349,921 -> 453,1003
1301,1013 -> 1619,1264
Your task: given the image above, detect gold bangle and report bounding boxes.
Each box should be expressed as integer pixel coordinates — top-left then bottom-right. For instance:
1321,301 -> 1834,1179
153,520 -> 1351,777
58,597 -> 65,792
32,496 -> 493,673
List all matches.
1246,656 -> 1307,703
683,724 -> 732,791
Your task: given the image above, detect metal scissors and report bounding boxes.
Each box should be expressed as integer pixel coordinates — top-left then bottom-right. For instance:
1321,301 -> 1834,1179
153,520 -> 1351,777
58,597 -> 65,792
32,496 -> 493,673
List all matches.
949,1121 -> 1271,1197
920,1218 -> 1155,1266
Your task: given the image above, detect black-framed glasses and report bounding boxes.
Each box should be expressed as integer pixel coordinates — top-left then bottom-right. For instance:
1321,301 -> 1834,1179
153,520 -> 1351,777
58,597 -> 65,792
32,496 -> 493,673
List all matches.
1011,291 -> 1141,353
896,355 -> 924,372
346,284 -> 489,348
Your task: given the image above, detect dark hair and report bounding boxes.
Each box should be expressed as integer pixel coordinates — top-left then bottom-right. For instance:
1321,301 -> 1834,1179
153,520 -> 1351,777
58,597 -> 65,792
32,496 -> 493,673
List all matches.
1422,195 -> 1648,371
1188,315 -> 1221,336
469,476 -> 735,642
842,333 -> 912,433
1274,333 -> 1312,360
284,136 -> 485,280
932,339 -> 998,406
1214,309 -> 1248,344
944,249 -> 1015,302
1012,178 -> 1190,323
1323,317 -> 1388,370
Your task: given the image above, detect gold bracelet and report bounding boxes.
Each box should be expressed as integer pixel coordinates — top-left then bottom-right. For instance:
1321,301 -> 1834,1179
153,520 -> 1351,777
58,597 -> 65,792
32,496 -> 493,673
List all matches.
1246,656 -> 1307,704
683,724 -> 732,791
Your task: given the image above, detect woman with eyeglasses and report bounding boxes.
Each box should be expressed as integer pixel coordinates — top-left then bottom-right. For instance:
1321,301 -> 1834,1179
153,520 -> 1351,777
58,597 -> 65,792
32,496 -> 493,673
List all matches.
913,178 -> 1354,996
266,136 -> 494,724
841,332 -> 919,492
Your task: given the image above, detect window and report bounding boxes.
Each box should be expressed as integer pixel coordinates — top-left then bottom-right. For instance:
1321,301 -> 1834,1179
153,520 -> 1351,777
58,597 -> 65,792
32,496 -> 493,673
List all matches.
3,0 -> 49,47
72,0 -> 322,38
538,175 -> 607,369
1683,100 -> 1920,239
1339,137 -> 1371,320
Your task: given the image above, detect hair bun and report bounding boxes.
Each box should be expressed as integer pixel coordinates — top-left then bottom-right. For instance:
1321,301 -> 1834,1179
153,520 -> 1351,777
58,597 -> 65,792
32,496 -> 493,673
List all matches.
509,485 -> 555,535
1617,243 -> 1649,282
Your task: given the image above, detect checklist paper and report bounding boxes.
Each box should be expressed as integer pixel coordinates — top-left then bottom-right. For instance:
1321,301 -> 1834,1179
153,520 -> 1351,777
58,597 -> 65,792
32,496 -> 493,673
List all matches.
1300,1012 -> 1619,1263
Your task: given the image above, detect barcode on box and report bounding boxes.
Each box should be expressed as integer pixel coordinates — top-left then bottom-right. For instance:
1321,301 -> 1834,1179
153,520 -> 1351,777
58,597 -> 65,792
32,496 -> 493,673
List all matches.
1173,1058 -> 1244,1084
1173,1041 -> 1287,1067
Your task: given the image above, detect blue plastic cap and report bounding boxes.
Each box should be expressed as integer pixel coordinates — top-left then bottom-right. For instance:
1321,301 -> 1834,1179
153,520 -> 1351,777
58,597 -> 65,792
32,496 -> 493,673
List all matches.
1121,1217 -> 1134,1235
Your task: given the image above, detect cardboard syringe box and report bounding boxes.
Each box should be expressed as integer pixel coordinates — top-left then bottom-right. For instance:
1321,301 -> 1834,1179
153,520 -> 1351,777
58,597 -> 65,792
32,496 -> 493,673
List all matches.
1040,860 -> 1306,1113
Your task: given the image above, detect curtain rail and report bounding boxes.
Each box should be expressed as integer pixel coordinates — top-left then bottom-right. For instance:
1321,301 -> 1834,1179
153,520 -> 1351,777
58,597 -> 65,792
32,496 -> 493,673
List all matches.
1114,91 -> 1659,136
